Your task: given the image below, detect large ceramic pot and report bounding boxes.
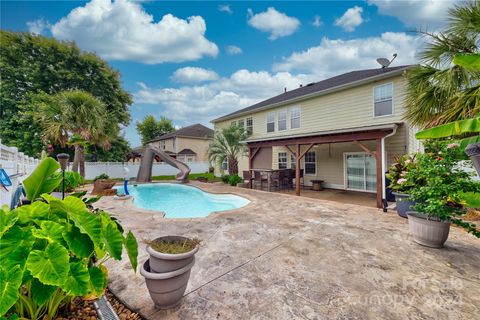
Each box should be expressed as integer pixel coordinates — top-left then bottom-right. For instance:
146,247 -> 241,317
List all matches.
392,192 -> 416,218
140,258 -> 195,309
147,236 -> 199,273
465,143 -> 480,176
406,211 -> 451,248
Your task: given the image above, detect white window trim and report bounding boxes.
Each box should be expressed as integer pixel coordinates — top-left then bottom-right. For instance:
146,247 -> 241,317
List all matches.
277,109 -> 288,131
372,82 -> 394,118
278,152 -> 288,169
303,150 -> 317,176
289,106 -> 301,130
238,119 -> 245,128
246,117 -> 253,133
266,112 -> 275,133
343,152 -> 376,193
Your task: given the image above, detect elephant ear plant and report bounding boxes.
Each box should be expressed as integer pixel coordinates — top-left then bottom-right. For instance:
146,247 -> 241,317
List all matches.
0,158 -> 138,319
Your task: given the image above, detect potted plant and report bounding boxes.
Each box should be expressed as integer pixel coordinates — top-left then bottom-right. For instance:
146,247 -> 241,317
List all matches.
141,236 -> 200,309
406,141 -> 480,248
386,154 -> 419,218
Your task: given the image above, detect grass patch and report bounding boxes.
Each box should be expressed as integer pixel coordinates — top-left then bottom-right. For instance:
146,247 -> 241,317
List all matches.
149,238 -> 201,254
152,172 -> 220,182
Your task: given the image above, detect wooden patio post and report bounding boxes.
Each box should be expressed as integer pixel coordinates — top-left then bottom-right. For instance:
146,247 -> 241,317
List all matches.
296,144 -> 301,196
375,138 -> 383,208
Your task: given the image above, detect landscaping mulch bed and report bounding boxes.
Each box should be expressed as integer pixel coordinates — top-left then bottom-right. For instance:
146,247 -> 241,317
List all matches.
56,289 -> 142,320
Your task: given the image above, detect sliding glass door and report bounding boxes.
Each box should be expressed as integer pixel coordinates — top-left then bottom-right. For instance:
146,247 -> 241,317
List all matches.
345,153 -> 376,192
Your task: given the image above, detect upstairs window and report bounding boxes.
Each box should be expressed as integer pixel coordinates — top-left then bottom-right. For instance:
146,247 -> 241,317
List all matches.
278,152 -> 287,169
238,119 -> 245,128
246,117 -> 253,134
267,112 -> 275,132
290,107 -> 301,129
374,83 -> 393,117
304,151 -> 316,175
278,110 -> 287,131
231,120 -> 237,127
159,140 -> 165,150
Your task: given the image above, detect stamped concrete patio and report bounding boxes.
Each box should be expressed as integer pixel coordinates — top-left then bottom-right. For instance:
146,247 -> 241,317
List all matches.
98,182 -> 480,320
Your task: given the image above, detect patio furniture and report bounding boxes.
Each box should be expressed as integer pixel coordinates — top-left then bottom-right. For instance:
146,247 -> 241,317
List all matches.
242,170 -> 252,188
283,169 -> 294,189
269,171 -> 281,191
253,170 -> 268,190
311,179 -> 324,191
278,170 -> 285,190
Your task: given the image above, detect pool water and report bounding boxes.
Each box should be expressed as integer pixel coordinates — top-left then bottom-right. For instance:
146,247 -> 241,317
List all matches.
119,183 -> 250,218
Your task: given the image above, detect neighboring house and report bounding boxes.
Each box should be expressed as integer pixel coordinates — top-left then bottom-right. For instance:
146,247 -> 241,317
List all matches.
147,123 -> 214,162
211,65 -> 421,208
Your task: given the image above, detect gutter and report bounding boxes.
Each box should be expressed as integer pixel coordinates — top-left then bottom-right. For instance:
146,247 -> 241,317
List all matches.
212,66 -> 414,123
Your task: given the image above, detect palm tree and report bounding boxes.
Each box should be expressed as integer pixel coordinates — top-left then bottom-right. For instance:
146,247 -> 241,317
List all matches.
34,90 -> 110,177
404,1 -> 480,128
208,125 -> 249,175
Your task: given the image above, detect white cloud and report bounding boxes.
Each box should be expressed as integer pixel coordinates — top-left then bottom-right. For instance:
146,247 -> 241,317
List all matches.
50,0 -> 218,64
312,15 -> 323,27
274,32 -> 421,79
335,6 -> 364,32
247,7 -> 300,40
26,18 -> 51,35
134,69 -> 314,123
368,0 -> 456,29
218,4 -> 233,14
226,45 -> 242,55
171,67 -> 219,83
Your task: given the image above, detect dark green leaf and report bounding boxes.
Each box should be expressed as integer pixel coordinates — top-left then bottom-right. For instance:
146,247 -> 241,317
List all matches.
125,231 -> 138,272
26,242 -> 70,286
62,224 -> 94,258
31,277 -> 56,306
0,226 -> 35,270
62,262 -> 90,296
23,158 -> 61,201
0,265 -> 23,316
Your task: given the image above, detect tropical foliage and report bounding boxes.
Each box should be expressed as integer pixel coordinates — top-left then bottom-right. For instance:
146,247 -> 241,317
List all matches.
416,117 -> 480,150
404,1 -> 480,128
407,141 -> 480,237
386,155 -> 419,193
32,90 -> 115,177
0,31 -> 132,158
136,115 -> 175,145
208,125 -> 249,175
0,158 -> 138,319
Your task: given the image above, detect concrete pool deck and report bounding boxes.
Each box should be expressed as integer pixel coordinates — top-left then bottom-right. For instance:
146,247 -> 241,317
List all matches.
97,181 -> 480,320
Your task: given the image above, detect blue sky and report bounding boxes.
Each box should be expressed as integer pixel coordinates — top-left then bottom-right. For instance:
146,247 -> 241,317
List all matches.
1,0 -> 456,146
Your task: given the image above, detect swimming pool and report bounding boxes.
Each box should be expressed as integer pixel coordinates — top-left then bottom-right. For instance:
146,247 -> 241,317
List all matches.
119,183 -> 249,218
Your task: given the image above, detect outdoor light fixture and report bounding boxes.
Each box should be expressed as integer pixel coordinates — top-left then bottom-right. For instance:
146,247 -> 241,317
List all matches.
56,153 -> 70,199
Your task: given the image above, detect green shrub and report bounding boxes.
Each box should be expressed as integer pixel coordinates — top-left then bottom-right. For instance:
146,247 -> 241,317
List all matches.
220,174 -> 230,184
0,158 -> 138,319
228,174 -> 242,186
53,171 -> 84,192
93,173 -> 110,181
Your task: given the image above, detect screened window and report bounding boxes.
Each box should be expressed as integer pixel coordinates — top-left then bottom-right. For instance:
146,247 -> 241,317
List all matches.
278,152 -> 287,169
231,120 -> 237,126
304,151 -> 316,175
246,117 -> 253,134
278,110 -> 287,131
290,154 -> 296,169
159,140 -> 165,150
290,107 -> 301,129
267,112 -> 275,132
238,119 -> 245,128
374,83 -> 393,117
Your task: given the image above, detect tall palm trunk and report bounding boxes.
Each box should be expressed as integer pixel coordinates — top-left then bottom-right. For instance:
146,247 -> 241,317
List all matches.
72,145 -> 86,178
228,156 -> 239,175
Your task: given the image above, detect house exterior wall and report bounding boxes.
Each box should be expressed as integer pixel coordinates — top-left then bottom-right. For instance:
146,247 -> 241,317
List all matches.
213,74 -> 417,189
176,137 -> 211,162
149,138 -> 175,153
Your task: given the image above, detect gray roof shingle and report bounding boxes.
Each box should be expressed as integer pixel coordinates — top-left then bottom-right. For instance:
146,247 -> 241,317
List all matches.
213,65 -> 413,122
150,123 -> 214,142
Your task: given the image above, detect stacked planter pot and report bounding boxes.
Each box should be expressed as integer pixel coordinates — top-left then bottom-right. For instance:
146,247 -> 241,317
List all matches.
392,192 -> 416,218
406,212 -> 451,248
140,236 -> 199,309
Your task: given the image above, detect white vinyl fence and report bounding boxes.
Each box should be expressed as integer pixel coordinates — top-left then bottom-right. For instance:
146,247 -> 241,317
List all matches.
0,140 -> 40,207
79,161 -> 210,180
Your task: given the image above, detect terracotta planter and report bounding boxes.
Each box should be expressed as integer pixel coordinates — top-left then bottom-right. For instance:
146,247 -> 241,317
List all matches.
407,212 -> 451,248
140,258 -> 195,309
392,192 -> 416,218
147,236 -> 199,273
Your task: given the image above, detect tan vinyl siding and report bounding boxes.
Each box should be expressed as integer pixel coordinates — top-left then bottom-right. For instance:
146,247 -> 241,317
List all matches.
215,75 -> 407,140
176,137 -> 211,161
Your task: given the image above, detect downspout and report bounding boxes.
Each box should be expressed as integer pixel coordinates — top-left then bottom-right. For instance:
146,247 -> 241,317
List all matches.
381,124 -> 398,212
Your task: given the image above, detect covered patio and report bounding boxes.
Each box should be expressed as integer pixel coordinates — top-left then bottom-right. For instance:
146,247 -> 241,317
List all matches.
246,124 -> 399,208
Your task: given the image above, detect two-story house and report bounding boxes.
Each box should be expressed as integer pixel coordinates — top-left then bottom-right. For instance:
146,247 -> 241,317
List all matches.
212,65 -> 420,208
147,123 -> 214,162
